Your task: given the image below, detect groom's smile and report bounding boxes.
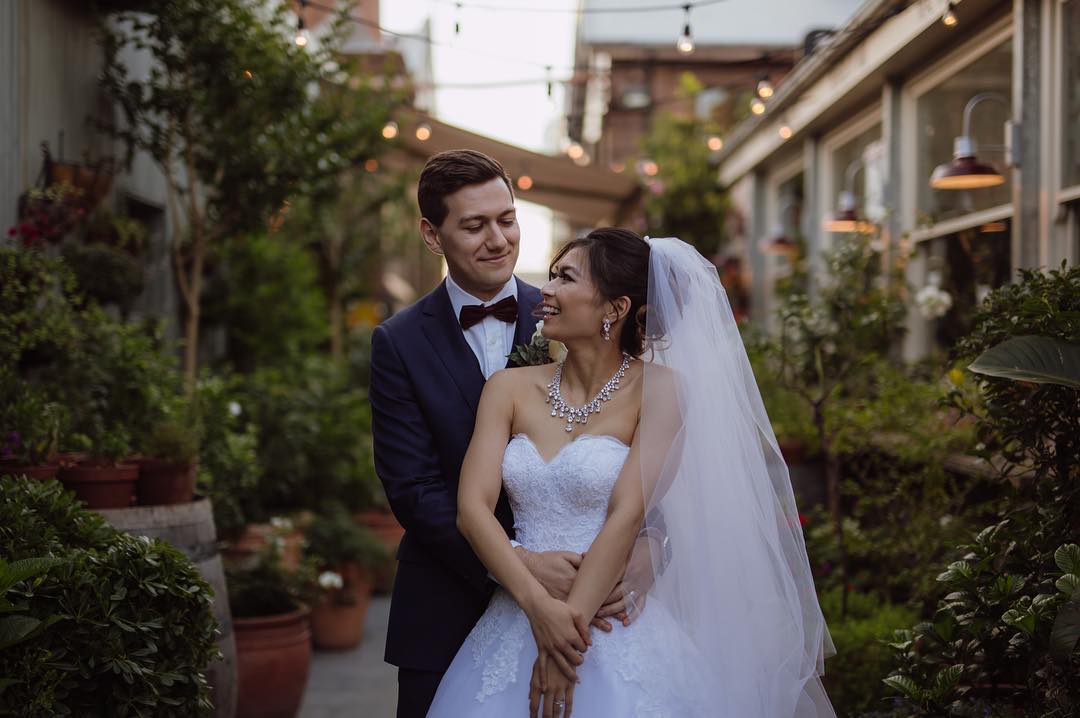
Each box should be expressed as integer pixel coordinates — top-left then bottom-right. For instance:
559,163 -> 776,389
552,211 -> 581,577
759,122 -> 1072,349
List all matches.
420,177 -> 520,301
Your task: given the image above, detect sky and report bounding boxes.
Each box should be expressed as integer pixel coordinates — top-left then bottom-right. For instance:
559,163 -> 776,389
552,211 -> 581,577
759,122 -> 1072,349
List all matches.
379,0 -> 581,275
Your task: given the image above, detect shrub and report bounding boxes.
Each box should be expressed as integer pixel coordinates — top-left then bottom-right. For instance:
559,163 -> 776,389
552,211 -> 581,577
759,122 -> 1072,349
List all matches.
0,476 -> 219,717
883,263 -> 1080,716
244,357 -> 379,514
818,588 -> 918,717
305,504 -> 389,571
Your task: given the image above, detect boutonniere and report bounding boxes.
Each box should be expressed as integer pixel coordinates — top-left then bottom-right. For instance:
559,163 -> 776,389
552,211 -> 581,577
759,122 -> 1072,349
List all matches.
507,320 -> 567,367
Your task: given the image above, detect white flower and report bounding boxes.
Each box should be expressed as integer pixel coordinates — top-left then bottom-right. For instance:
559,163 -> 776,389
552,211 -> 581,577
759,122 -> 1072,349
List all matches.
938,515 -> 953,528
915,285 -> 953,320
548,340 -> 568,363
269,516 -> 293,532
318,571 -> 344,590
228,401 -> 242,417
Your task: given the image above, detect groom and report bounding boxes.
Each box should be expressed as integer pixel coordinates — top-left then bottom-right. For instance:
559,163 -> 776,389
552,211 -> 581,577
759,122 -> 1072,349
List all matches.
370,150 -> 575,718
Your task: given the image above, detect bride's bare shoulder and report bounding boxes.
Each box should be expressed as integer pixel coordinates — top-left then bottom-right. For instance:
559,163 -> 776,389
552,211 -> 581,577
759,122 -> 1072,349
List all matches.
485,364 -> 555,400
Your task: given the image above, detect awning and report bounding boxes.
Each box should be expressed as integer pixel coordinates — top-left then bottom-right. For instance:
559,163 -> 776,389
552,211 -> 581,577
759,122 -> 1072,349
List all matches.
392,111 -> 640,228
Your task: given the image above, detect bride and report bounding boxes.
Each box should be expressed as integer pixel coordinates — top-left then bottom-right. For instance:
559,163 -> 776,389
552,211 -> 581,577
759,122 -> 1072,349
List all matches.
426,229 -> 835,717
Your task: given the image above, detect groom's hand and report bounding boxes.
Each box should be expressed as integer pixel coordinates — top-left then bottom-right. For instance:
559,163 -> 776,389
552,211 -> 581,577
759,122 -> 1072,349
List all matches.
516,547 -> 581,601
591,536 -> 657,630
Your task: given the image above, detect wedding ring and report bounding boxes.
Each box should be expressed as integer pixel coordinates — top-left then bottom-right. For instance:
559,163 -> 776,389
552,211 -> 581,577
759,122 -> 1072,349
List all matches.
553,698 -> 565,708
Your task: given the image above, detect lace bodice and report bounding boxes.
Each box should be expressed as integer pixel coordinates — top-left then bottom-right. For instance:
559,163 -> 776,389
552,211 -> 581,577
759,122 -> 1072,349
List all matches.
501,433 -> 630,554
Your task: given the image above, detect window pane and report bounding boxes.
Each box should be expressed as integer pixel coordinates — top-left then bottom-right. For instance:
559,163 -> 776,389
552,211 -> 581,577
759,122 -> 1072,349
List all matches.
1063,0 -> 1080,188
828,124 -> 882,220
920,220 -> 1012,349
916,39 -> 1013,222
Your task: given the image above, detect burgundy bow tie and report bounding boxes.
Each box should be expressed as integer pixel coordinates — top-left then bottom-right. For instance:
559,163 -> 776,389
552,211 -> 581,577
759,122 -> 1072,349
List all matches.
459,295 -> 518,329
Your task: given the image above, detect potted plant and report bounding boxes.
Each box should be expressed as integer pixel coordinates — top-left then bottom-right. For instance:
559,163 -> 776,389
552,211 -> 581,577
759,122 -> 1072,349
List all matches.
0,372 -> 66,481
136,417 -> 201,506
305,505 -> 389,650
227,542 -> 315,718
9,183 -> 89,248
57,428 -> 138,509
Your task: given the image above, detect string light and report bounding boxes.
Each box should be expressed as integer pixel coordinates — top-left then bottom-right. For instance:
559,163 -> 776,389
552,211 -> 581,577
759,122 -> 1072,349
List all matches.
677,5 -> 694,54
429,0 -> 730,13
415,123 -> 432,141
942,2 -> 958,26
364,158 -> 379,172
294,0 -> 309,47
243,69 -> 254,79
778,123 -> 792,139
707,135 -> 723,151
517,174 -> 534,190
382,121 -> 399,139
750,98 -> 766,115
566,142 -> 585,160
757,77 -> 774,99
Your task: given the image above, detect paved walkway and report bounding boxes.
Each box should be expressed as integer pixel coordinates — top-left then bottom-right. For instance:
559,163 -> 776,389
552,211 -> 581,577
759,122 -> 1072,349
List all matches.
300,596 -> 397,718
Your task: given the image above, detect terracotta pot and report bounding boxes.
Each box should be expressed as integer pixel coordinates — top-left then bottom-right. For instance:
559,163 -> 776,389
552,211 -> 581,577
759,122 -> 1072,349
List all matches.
355,508 -> 403,594
0,463 -> 60,481
310,563 -> 373,651
135,458 -> 197,506
57,462 -> 138,509
222,522 -> 304,571
234,608 -> 311,718
55,452 -> 88,468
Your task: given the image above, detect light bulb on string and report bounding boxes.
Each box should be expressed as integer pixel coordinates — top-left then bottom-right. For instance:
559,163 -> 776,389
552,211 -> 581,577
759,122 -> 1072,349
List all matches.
295,0 -> 309,47
942,3 -> 958,26
757,77 -> 774,99
707,135 -> 723,152
750,98 -> 766,115
676,5 -> 694,54
566,142 -> 585,160
382,121 -> 398,140
415,123 -> 432,141
778,123 -> 793,140
517,174 -> 533,190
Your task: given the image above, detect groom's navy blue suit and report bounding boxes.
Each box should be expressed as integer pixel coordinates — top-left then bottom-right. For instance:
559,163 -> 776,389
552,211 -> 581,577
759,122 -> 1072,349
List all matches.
369,277 -> 542,717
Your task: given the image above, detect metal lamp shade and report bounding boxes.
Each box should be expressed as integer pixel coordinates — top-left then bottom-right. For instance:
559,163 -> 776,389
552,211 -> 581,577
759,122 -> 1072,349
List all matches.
930,154 -> 1005,189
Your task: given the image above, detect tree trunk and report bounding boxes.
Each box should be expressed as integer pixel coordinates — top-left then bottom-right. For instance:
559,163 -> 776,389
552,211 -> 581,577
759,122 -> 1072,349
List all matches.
814,402 -> 849,619
182,237 -> 205,392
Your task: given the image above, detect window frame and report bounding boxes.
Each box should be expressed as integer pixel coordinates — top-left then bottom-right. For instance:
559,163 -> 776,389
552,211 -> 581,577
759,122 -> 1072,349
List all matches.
900,17 -> 1014,245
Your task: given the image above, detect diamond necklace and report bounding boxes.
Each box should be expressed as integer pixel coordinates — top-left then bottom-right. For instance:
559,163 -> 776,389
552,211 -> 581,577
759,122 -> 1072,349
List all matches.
546,353 -> 632,433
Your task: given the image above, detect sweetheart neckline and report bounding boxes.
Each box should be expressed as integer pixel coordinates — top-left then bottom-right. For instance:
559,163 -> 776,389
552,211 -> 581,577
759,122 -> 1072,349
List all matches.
509,432 -> 630,466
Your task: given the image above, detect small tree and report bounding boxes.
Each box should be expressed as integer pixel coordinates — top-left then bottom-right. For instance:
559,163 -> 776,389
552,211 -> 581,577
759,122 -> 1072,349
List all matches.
98,0 -> 399,387
764,232 -> 908,616
639,73 -> 732,257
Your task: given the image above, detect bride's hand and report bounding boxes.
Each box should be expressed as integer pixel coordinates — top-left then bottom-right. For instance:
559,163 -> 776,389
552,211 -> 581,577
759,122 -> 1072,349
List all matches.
530,655 -> 576,718
524,594 -> 591,685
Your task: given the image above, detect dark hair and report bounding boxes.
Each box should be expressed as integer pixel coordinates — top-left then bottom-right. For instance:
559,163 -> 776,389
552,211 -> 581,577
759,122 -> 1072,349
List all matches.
417,149 -> 514,228
549,228 -> 652,357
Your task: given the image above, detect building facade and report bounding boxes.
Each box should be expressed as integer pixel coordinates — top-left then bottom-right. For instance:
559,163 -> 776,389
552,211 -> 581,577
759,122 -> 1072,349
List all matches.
716,0 -> 1079,358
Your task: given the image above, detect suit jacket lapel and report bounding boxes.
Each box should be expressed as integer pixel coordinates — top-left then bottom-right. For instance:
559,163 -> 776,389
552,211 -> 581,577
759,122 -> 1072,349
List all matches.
420,282 -> 486,415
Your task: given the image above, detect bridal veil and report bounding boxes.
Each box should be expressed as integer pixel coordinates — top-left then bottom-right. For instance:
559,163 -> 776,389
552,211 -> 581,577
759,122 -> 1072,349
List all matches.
628,236 -> 836,717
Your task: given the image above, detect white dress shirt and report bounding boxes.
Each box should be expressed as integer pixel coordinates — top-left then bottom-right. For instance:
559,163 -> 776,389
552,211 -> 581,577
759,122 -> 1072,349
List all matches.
445,272 -> 519,380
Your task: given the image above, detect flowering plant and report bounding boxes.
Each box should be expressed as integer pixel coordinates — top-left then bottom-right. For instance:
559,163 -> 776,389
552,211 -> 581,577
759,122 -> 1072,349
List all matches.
8,184 -> 89,248
914,285 -> 953,320
507,320 -> 567,367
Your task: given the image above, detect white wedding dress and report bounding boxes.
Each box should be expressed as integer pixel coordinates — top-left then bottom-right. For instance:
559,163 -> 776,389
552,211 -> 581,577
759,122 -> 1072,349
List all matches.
427,433 -> 710,718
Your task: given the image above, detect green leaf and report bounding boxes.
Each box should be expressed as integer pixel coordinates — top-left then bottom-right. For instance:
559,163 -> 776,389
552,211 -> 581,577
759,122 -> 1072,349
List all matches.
968,335 -> 1080,388
0,615 -> 42,650
883,675 -> 922,699
1055,544 -> 1080,575
1049,599 -> 1080,658
931,664 -> 964,701
0,556 -> 64,594
1056,574 -> 1080,599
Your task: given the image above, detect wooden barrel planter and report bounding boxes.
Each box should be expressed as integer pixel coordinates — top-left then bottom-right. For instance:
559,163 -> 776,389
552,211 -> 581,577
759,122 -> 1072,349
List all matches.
96,497 -> 238,718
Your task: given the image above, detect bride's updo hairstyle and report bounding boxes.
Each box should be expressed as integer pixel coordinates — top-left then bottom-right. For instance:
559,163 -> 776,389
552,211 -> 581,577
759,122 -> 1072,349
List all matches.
549,228 -> 654,358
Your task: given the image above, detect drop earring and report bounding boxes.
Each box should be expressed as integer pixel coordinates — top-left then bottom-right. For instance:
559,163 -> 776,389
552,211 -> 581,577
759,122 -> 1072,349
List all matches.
602,318 -> 611,341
